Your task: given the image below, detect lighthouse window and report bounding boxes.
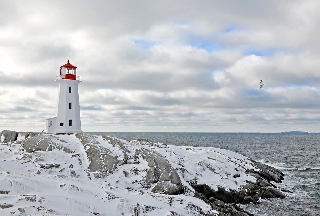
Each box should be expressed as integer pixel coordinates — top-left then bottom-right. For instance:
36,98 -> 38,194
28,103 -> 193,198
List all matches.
69,87 -> 71,93
69,103 -> 72,109
60,123 -> 64,126
69,120 -> 72,126
49,121 -> 52,127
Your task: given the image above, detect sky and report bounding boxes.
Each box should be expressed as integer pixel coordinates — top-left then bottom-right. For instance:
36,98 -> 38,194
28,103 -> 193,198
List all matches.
1,0 -> 320,132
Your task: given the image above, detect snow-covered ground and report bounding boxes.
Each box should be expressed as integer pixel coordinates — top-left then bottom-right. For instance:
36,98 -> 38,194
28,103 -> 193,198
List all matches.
0,133 -> 262,215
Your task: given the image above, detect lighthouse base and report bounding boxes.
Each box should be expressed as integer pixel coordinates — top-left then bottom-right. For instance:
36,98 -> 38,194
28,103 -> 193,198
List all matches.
54,130 -> 83,134
46,117 -> 82,134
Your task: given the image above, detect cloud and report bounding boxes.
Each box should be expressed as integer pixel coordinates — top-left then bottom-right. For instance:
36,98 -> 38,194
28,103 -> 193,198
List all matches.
1,0 -> 320,132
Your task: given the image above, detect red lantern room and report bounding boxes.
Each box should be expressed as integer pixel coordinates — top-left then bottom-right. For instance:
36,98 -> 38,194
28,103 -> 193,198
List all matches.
60,60 -> 77,80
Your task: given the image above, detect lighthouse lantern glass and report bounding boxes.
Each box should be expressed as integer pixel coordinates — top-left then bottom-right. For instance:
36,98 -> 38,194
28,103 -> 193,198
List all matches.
60,68 -> 66,76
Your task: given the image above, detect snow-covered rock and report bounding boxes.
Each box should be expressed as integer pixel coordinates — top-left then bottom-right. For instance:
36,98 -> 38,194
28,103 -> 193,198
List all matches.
0,132 -> 285,216
0,130 -> 18,143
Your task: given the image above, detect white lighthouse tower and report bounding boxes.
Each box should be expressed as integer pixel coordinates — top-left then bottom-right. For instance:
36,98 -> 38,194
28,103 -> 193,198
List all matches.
46,60 -> 82,134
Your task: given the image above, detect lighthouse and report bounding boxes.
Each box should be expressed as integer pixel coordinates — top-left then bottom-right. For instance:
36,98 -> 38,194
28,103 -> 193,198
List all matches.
46,60 -> 82,134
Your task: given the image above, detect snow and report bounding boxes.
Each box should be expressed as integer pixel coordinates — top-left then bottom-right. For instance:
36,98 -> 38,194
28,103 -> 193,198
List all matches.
148,144 -> 257,191
0,133 -> 261,215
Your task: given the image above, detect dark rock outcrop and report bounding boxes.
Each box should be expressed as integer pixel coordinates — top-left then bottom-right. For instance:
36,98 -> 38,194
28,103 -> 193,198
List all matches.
250,160 -> 284,183
191,162 -> 285,215
193,181 -> 284,204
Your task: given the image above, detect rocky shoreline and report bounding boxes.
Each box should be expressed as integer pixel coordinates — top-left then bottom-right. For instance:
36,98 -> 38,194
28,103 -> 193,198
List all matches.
0,130 -> 286,215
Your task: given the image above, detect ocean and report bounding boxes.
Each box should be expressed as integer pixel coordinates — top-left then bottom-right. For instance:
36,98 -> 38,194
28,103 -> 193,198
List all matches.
89,132 -> 320,216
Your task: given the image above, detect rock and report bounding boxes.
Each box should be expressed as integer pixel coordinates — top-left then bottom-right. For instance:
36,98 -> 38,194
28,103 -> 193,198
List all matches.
213,200 -> 224,207
0,190 -> 9,194
20,195 -> 36,202
4,133 -> 285,215
256,178 -> 272,187
151,181 -> 183,195
81,134 -> 184,195
137,148 -> 183,194
1,130 -> 18,143
123,170 -> 129,177
39,163 -> 60,169
26,132 -> 38,138
209,197 -> 216,202
17,132 -> 30,140
70,170 -> 77,177
21,135 -> 73,153
192,179 -> 285,215
85,143 -> 120,174
252,194 -> 260,203
237,189 -> 246,203
250,160 -> 284,183
192,185 -> 237,203
243,196 -> 253,204
233,173 -> 240,178
22,136 -> 52,153
211,201 -> 253,216
18,207 -> 25,213
269,188 -> 285,198
192,184 -> 216,200
261,187 -> 285,199
0,203 -> 13,209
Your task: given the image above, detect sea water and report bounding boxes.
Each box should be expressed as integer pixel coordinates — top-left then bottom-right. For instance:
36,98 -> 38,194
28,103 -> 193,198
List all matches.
90,132 -> 320,216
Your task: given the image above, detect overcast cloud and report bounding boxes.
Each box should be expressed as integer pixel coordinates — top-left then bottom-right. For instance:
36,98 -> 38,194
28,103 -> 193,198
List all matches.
1,0 -> 320,132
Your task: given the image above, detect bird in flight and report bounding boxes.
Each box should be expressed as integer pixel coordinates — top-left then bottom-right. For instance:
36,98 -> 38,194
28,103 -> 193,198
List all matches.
260,80 -> 264,89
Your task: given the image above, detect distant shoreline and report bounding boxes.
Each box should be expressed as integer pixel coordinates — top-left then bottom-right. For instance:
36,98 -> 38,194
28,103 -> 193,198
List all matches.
280,131 -> 309,134
87,131 -> 313,134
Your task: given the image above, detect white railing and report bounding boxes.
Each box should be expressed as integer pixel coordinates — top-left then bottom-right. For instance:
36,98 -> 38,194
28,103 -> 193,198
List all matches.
54,75 -> 82,81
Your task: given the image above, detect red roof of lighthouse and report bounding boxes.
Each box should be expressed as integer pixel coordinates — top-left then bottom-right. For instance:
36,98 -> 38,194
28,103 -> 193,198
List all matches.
60,60 -> 77,69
